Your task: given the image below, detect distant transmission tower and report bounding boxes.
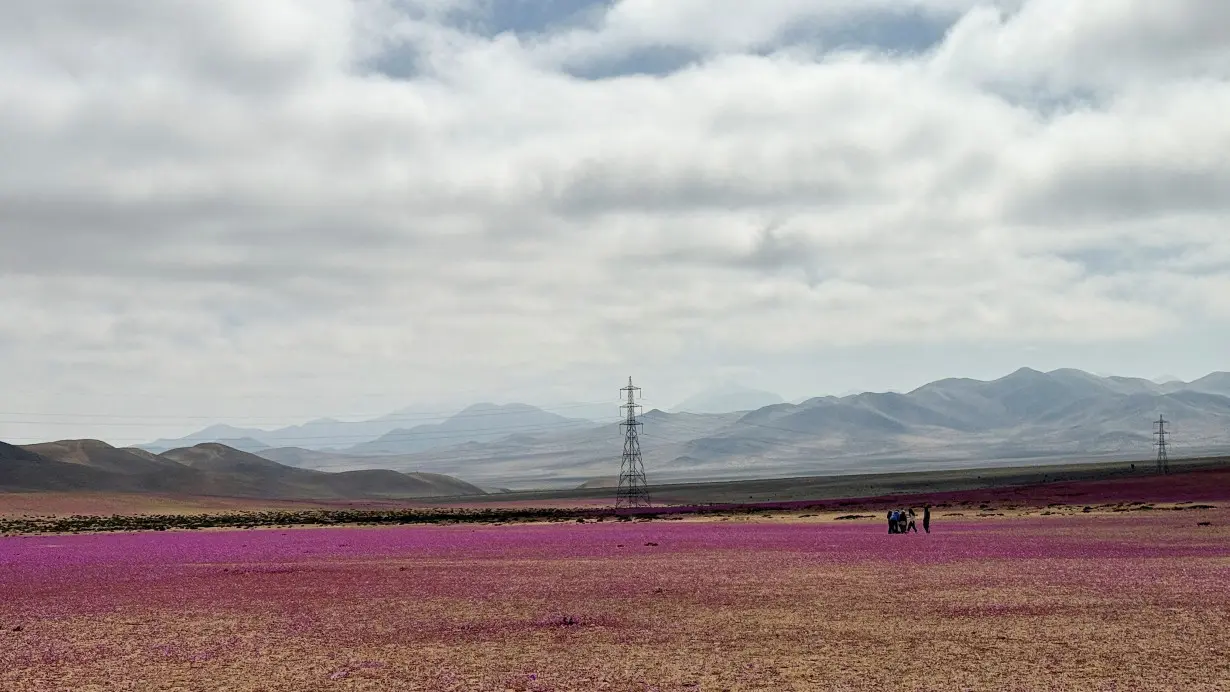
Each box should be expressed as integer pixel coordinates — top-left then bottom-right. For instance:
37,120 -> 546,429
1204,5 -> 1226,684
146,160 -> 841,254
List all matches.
616,376 -> 651,508
1154,414 -> 1169,474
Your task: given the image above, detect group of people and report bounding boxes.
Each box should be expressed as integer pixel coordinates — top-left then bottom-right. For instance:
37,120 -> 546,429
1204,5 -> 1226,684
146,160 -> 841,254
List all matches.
887,506 -> 930,534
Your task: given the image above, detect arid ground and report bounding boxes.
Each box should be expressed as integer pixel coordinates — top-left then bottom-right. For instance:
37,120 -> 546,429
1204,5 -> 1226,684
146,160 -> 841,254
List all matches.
2,472 -> 1228,691
0,491 -> 477,519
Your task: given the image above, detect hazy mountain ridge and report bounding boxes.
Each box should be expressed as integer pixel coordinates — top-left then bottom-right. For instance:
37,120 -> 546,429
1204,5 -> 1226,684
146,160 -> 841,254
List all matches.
135,404 -> 469,453
686,368 -> 1230,469
53,368 -> 1230,490
671,384 -> 785,414
342,403 -> 593,456
269,368 -> 1230,488
259,410 -> 745,488
137,403 -> 594,455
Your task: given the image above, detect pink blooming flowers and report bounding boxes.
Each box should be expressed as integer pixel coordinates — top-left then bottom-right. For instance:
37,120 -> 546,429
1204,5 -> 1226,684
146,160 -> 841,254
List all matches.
2,506 -> 1227,690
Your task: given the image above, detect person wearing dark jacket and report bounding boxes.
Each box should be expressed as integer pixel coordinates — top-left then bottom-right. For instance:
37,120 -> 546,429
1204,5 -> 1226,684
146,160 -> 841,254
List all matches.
923,506 -> 931,534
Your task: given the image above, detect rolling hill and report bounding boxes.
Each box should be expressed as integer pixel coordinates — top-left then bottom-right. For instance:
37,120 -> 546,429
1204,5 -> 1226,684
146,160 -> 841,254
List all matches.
25,439 -> 191,476
1,441 -> 126,492
2,440 -> 483,499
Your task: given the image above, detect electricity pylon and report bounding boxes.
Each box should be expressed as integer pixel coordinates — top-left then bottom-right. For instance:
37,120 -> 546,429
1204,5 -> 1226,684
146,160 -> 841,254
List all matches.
1154,414 -> 1169,474
616,377 -> 650,508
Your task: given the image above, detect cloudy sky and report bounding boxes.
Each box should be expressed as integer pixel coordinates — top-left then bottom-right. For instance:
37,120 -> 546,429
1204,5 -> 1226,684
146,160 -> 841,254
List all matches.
2,0 -> 1228,445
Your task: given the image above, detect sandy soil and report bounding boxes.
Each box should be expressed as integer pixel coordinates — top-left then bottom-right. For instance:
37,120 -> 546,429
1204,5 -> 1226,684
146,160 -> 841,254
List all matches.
2,506 -> 1227,691
0,492 -> 455,518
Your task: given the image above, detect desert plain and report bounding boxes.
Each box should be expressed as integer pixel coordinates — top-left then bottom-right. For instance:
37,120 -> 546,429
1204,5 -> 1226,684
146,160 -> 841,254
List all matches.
2,465 -> 1228,692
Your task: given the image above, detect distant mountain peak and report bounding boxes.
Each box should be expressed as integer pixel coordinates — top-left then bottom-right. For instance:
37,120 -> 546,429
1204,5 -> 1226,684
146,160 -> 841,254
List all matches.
340,401 -> 588,456
194,442 -> 239,452
1047,367 -> 1090,376
59,439 -> 116,449
457,402 -> 537,414
672,385 -> 784,414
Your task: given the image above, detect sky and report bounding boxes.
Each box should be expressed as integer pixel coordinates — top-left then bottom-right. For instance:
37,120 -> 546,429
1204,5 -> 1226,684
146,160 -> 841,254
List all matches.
2,0 -> 1229,446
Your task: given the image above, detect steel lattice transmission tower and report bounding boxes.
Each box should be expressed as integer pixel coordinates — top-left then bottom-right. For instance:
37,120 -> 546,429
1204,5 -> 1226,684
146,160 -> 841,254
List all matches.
1154,414 -> 1170,475
616,376 -> 651,508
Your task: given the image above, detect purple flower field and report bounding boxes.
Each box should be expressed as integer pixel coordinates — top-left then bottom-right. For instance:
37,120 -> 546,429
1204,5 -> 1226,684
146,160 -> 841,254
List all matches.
2,509 -> 1228,690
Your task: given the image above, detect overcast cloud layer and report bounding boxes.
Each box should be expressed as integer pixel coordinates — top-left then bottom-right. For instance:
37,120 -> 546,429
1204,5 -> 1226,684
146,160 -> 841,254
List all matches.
2,0 -> 1229,444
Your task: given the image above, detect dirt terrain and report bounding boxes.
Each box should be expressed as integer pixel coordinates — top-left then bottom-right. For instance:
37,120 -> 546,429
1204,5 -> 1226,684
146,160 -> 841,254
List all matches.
2,506 -> 1226,691
3,455 -> 1226,522
448,455 -> 1229,507
2,458 -> 1227,690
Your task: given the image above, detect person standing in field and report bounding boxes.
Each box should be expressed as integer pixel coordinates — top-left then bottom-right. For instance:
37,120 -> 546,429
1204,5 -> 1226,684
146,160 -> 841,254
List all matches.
906,508 -> 918,533
923,506 -> 931,534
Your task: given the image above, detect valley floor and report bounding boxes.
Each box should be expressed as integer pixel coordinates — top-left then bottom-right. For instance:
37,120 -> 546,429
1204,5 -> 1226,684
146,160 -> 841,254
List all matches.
0,492 -> 450,518
6,455 -> 1228,520
2,503 -> 1227,691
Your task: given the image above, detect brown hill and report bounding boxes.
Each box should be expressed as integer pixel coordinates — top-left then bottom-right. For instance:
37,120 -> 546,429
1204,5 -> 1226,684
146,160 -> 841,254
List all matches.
26,439 -> 188,475
123,446 -> 177,464
160,443 -> 485,499
161,443 -> 287,473
5,440 -> 483,500
1,440 -> 125,492
326,469 -> 487,498
22,439 -> 207,493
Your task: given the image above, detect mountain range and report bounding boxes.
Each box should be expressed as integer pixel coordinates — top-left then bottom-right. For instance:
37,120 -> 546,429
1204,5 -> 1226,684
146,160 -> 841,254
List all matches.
248,368 -> 1230,488
136,387 -> 791,456
137,402 -> 606,455
341,403 -> 593,455
12,368 -> 1230,494
1,439 -> 483,499
670,383 -> 785,414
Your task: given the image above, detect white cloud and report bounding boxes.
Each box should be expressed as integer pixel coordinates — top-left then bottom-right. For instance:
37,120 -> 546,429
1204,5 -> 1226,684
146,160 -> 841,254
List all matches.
930,0 -> 1230,96
0,0 -> 1227,443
